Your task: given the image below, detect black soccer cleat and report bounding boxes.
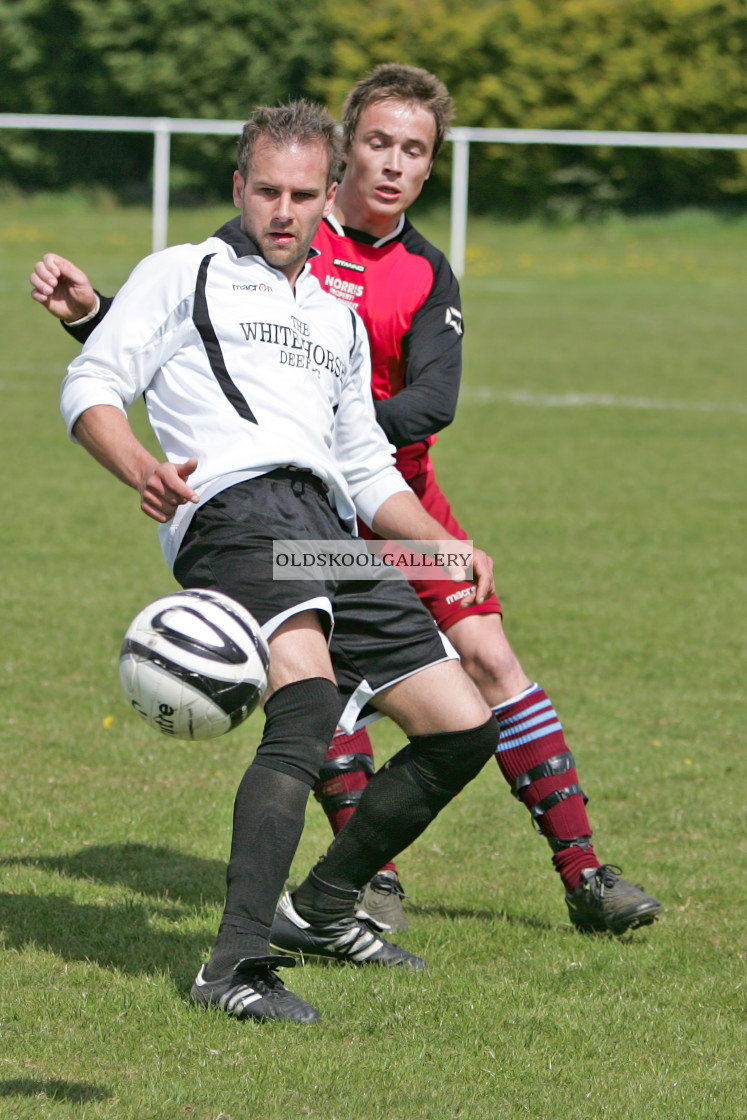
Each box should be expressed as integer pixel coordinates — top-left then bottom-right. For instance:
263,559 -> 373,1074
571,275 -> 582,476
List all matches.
271,891 -> 426,968
190,954 -> 321,1024
566,864 -> 662,934
357,870 -> 409,932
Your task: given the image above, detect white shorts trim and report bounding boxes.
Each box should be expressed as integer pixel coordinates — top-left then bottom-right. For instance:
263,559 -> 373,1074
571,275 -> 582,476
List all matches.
338,629 -> 459,734
261,596 -> 334,642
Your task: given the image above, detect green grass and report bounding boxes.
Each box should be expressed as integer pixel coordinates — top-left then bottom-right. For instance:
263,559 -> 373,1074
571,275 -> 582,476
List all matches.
1,198 -> 746,1119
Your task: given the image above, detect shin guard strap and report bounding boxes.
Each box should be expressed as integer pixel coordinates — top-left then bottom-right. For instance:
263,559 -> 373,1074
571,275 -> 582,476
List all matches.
547,834 -> 593,854
532,782 -> 588,822
317,752 -> 376,782
318,787 -> 366,813
510,750 -> 576,800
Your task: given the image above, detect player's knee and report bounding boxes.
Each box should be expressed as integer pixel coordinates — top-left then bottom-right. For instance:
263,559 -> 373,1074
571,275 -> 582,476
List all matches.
255,677 -> 343,787
459,640 -> 525,697
406,716 -> 499,797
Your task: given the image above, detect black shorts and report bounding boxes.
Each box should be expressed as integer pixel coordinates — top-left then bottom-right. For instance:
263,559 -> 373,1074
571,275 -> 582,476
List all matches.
174,470 -> 456,730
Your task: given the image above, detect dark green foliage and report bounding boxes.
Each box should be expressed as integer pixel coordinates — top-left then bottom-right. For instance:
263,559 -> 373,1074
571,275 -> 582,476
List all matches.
2,0 -> 747,212
0,0 -> 334,198
314,0 -> 747,216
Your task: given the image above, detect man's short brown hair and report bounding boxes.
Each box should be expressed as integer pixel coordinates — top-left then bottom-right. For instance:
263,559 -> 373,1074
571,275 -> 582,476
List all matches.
341,63 -> 455,159
237,101 -> 341,186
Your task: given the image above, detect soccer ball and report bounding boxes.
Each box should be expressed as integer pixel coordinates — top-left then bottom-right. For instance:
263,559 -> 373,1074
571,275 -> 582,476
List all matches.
119,589 -> 270,741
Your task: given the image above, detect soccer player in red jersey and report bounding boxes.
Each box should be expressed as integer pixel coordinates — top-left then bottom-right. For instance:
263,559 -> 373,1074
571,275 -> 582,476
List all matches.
31,65 -> 660,936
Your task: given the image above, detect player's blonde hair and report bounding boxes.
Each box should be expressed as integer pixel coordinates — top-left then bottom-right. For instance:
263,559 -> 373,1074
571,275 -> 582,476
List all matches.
237,101 -> 341,187
341,63 -> 455,159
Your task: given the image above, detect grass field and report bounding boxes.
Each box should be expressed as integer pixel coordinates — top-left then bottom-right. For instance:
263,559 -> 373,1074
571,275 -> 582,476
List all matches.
1,197 -> 745,1119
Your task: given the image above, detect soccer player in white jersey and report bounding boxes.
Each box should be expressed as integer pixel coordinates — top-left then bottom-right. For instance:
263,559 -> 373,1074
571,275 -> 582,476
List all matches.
56,100 -> 513,1024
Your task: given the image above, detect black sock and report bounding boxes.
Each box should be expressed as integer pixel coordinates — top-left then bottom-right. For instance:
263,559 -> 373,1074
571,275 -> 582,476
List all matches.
293,748 -> 451,920
291,866 -> 360,926
293,720 -> 498,919
205,762 -> 311,977
204,677 -> 342,979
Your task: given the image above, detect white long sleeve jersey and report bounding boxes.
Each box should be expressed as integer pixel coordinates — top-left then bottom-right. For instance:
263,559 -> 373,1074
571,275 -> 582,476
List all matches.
61,220 -> 410,569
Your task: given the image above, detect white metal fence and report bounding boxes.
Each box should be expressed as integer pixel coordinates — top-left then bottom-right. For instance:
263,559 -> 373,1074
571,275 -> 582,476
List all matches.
3,113 -> 747,278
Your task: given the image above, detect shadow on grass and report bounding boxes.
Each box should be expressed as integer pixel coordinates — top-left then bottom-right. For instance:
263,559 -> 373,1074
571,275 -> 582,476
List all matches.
0,1079 -> 112,1103
1,842 -> 225,908
409,903 -> 656,943
408,901 -> 557,933
0,889 -> 211,991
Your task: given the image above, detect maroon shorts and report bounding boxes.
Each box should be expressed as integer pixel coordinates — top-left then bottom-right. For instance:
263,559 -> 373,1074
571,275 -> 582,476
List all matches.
359,465 -> 502,632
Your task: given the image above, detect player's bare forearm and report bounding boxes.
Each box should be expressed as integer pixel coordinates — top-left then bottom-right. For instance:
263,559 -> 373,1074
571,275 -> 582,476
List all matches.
73,405 -> 160,491
371,490 -> 456,543
371,491 -> 495,604
72,404 -> 199,522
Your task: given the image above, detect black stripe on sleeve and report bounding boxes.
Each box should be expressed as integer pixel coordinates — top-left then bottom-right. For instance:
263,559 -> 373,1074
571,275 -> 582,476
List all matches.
193,254 -> 258,425
347,305 -> 357,350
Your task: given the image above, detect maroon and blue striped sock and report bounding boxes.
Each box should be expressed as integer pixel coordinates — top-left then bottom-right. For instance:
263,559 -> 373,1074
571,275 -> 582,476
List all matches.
493,684 -> 600,892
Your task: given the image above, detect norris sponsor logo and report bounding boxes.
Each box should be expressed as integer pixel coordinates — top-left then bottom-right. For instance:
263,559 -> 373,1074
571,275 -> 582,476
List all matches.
325,274 -> 365,300
332,257 -> 366,273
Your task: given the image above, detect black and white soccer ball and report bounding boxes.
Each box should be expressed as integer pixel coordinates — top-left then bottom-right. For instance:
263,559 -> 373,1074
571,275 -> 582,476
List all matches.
119,589 -> 270,741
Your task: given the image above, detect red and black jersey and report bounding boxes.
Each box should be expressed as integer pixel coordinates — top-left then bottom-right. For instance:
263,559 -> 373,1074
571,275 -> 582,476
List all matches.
311,214 -> 464,481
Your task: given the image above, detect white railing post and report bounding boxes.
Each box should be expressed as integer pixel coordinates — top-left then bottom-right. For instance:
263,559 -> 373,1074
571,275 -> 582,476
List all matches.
3,116 -> 747,271
152,121 -> 172,252
449,131 -> 470,280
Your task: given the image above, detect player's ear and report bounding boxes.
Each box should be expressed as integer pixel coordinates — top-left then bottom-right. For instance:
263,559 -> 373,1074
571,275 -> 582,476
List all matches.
322,179 -> 338,217
232,171 -> 246,209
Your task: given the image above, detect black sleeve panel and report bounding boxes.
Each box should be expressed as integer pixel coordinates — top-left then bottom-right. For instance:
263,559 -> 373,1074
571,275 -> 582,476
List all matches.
373,247 -> 463,448
62,292 -> 114,344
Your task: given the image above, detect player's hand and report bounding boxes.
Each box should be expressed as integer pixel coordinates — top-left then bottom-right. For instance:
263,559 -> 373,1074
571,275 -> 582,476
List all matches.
30,253 -> 97,322
460,546 -> 495,607
138,458 -> 199,523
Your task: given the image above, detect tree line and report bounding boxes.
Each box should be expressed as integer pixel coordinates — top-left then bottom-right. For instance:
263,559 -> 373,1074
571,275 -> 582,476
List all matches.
2,0 -> 746,216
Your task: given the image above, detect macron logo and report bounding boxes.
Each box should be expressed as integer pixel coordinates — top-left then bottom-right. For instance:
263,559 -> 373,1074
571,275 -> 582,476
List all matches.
445,587 -> 474,606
